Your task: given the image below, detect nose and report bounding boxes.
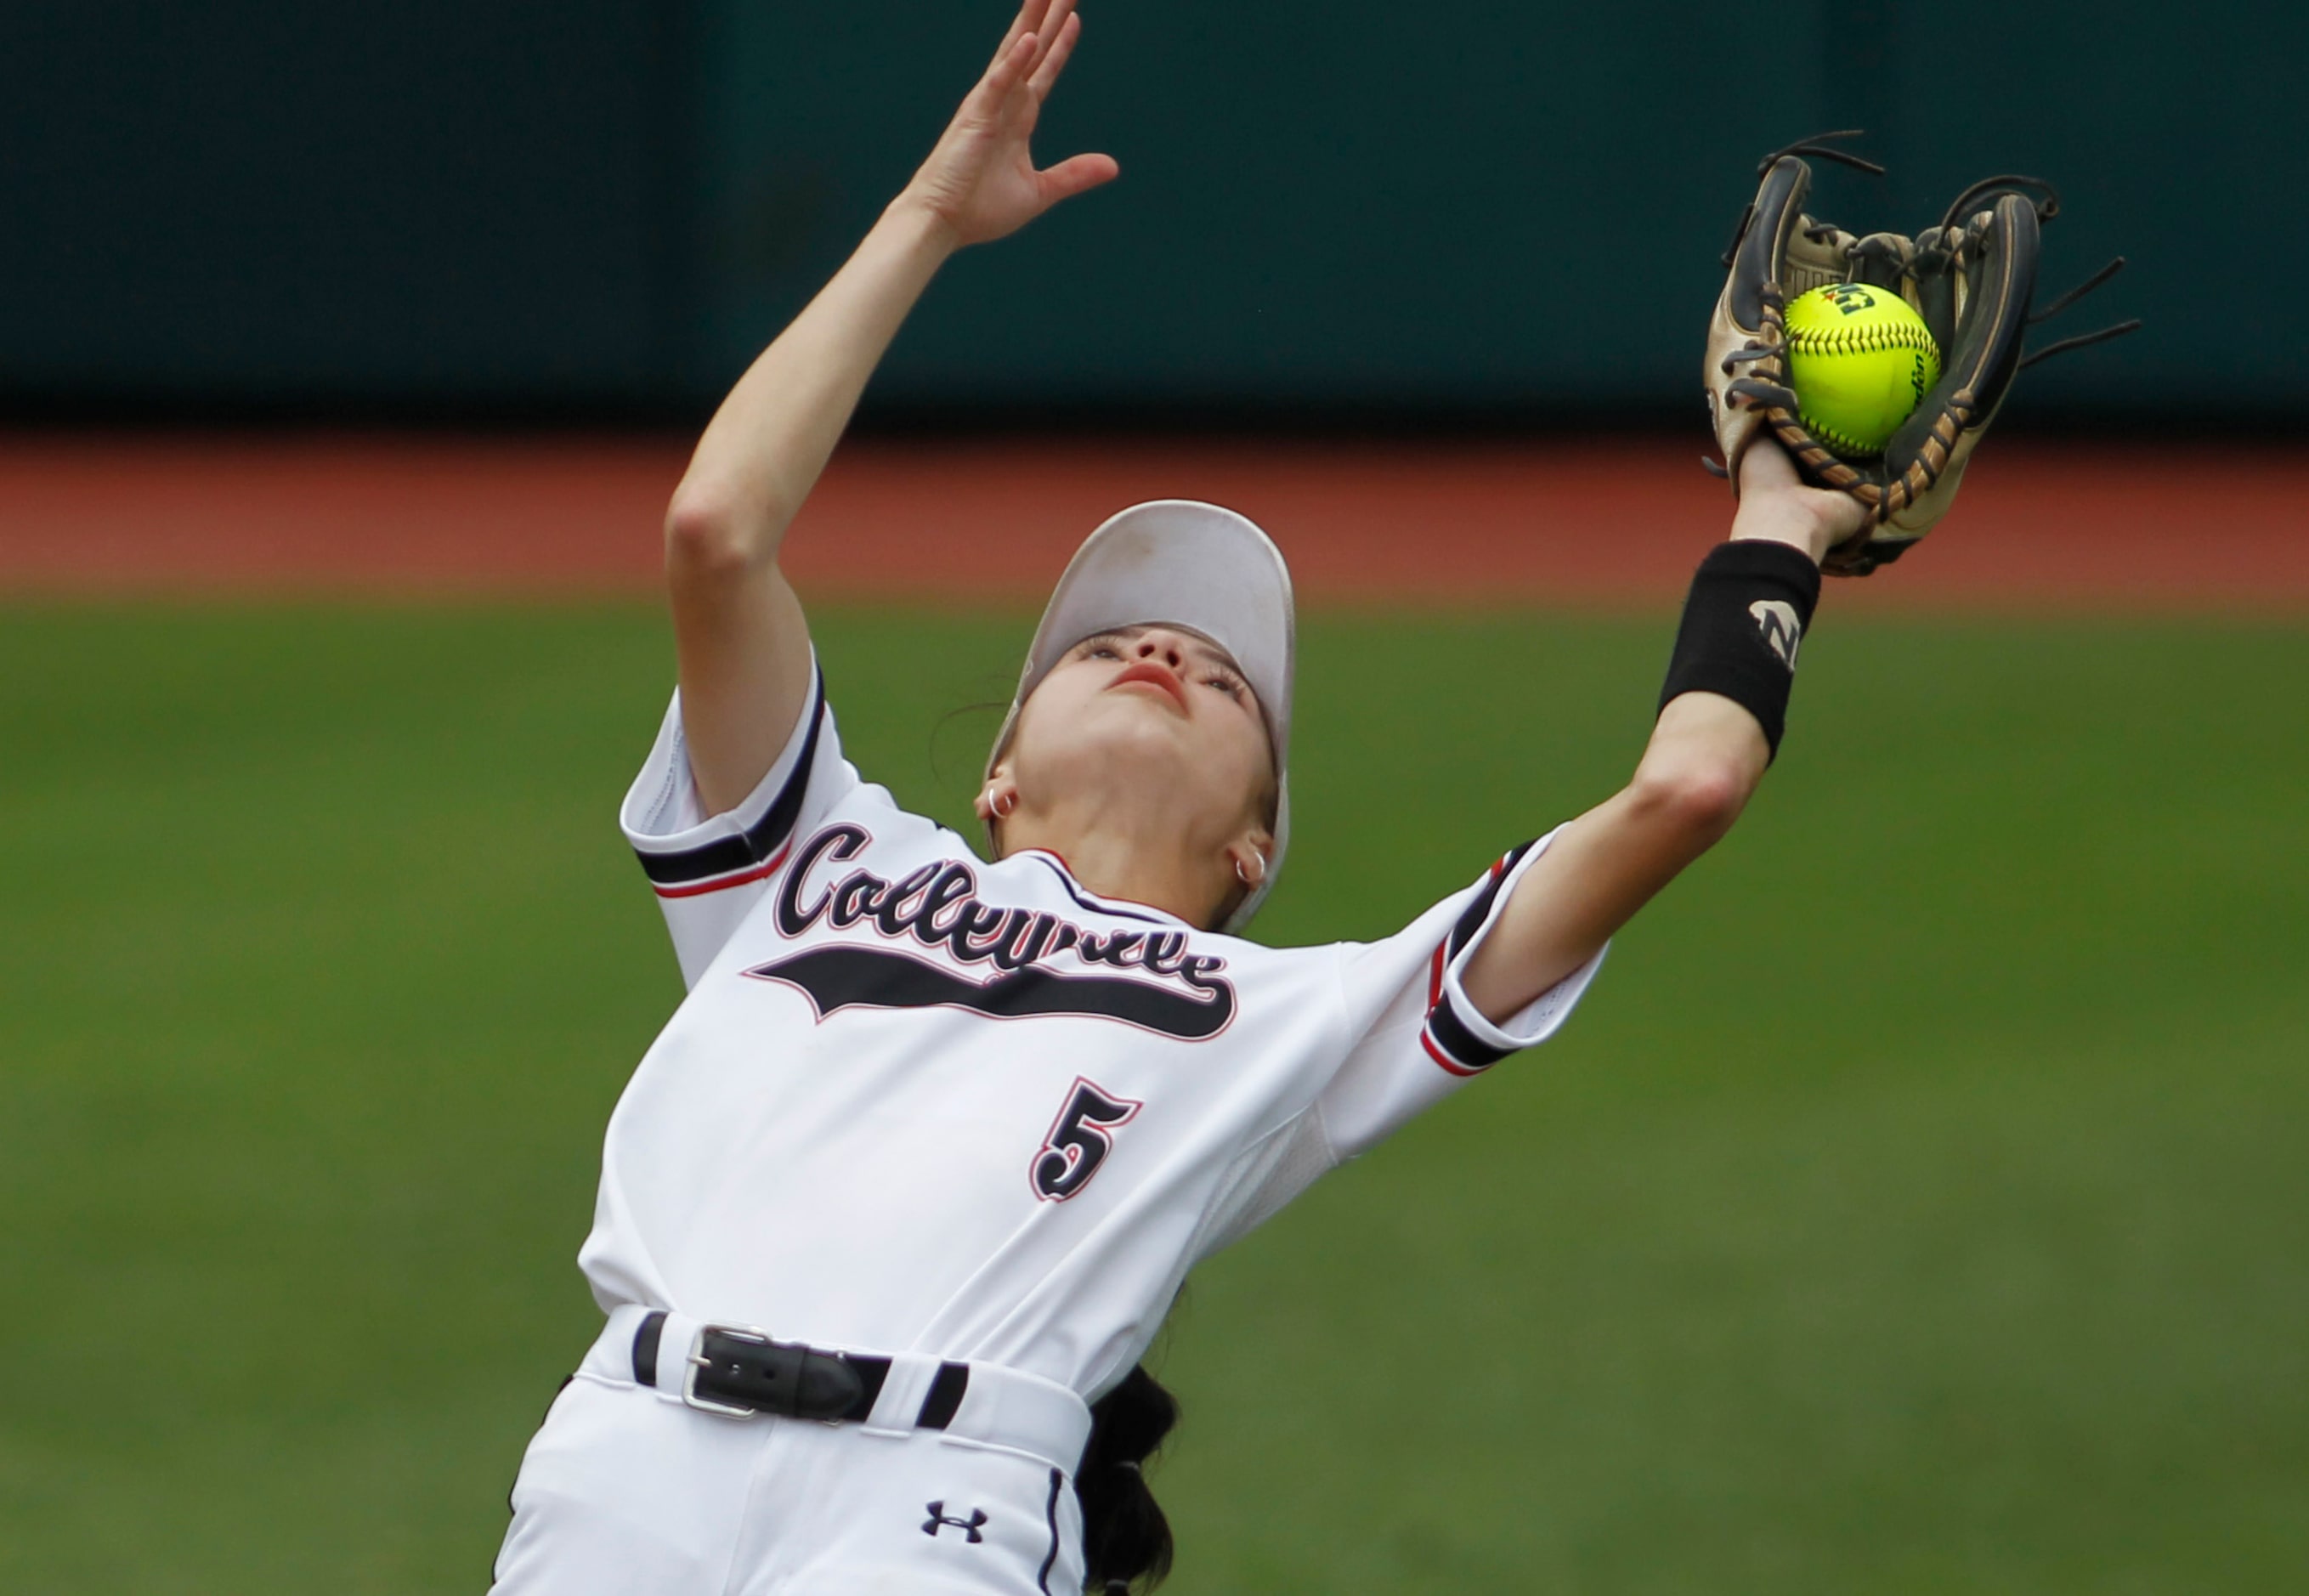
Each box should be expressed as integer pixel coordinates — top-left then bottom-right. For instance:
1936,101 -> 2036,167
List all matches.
1133,632 -> 1187,671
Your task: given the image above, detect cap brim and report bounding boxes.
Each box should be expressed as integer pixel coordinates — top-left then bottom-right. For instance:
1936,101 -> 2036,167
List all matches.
988,500 -> 1296,933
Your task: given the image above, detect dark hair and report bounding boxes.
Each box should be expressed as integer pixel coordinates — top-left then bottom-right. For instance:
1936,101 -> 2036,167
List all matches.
1078,1363 -> 1180,1593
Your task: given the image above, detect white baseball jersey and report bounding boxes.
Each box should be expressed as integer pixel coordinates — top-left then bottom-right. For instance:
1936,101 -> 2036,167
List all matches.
586,661 -> 1605,1401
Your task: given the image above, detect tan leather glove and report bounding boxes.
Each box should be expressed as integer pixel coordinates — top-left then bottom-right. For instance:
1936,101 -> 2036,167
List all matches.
1705,135 -> 2137,576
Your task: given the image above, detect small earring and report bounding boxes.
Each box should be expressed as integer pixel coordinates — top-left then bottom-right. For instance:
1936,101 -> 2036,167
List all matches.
992,790 -> 1016,818
1235,852 -> 1265,888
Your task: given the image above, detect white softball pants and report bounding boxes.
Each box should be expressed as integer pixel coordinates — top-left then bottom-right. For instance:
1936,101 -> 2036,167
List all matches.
490,1309 -> 1094,1596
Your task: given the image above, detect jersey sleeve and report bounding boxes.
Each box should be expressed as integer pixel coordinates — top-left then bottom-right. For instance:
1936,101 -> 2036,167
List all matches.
1190,827 -> 1607,1259
617,659 -> 859,988
1318,827 -> 1606,1160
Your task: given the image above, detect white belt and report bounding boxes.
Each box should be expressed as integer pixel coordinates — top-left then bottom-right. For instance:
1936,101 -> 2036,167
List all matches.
580,1304 -> 1093,1476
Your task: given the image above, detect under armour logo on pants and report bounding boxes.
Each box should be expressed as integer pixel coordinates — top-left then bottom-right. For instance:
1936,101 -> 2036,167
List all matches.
922,1502 -> 988,1542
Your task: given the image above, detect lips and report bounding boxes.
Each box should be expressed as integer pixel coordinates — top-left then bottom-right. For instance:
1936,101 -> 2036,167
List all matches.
1110,660 -> 1188,711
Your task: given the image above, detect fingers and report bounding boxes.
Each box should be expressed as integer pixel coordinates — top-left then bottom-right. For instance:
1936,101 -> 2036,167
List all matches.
972,0 -> 1083,135
982,3 -> 1081,117
967,30 -> 1040,122
1027,8 -> 1084,99
990,0 -> 1053,68
1038,151 -> 1120,206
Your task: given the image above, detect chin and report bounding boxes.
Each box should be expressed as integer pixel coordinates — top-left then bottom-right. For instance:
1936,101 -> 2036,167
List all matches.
1075,705 -> 1200,774
1010,688 -> 1257,823
1023,705 -> 1200,796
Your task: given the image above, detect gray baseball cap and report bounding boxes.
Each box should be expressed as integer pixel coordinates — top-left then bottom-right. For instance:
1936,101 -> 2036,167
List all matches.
987,499 -> 1296,933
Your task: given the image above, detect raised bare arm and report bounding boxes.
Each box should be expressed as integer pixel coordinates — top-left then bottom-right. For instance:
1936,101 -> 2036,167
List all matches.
663,0 -> 1116,815
1458,441 -> 1868,1022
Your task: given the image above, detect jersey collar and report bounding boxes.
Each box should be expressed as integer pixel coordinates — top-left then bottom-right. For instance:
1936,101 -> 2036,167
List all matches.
1015,849 -> 1193,930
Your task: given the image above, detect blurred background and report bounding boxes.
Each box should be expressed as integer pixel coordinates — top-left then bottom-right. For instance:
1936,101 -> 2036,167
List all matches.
4,0 -> 2302,422
3,2 -> 2304,1592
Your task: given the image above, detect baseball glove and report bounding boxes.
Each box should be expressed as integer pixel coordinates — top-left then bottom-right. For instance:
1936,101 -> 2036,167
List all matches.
1704,133 -> 2139,575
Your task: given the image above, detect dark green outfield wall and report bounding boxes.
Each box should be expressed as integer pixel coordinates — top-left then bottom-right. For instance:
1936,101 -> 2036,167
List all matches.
3,0 -> 690,407
3,1 -> 2299,419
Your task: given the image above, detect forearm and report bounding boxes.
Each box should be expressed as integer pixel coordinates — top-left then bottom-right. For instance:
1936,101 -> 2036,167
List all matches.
1459,451 -> 1854,1022
661,0 -> 1108,818
667,197 -> 956,563
1457,694 -> 1765,1019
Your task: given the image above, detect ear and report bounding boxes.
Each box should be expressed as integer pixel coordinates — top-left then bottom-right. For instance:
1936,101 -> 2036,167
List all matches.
1224,827 -> 1276,889
976,764 -> 1017,824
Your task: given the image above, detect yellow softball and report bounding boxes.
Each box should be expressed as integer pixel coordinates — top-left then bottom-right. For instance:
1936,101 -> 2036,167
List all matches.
1783,283 -> 1943,458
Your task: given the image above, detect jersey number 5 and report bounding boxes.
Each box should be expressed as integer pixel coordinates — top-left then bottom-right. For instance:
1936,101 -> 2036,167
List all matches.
1031,1078 -> 1141,1203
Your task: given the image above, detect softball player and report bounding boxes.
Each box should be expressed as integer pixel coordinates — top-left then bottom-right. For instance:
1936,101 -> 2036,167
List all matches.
490,4 -> 1867,1590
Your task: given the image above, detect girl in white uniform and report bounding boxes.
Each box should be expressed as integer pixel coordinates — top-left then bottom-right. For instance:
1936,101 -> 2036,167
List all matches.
490,4 -> 1866,1591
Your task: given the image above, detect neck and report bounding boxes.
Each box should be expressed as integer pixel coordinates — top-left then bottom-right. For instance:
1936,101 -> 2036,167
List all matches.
999,797 -> 1231,929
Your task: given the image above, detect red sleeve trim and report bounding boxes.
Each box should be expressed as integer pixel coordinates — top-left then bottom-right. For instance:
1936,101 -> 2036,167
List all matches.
651,836 -> 794,899
1420,1027 -> 1487,1078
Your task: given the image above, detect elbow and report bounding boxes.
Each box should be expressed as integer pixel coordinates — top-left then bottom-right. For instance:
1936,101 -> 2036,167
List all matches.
1627,761 -> 1752,848
664,488 -> 767,582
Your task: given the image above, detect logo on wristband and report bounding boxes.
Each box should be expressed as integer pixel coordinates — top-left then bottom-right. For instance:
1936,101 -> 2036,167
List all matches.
1748,600 -> 1802,669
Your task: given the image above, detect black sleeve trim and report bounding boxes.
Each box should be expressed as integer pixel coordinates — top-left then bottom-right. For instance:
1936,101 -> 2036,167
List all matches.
1421,840 -> 1541,1076
1424,993 -> 1514,1074
633,675 -> 827,887
1444,840 -> 1537,961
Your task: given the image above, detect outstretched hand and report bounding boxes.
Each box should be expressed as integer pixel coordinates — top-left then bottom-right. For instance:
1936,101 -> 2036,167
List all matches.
902,0 -> 1118,248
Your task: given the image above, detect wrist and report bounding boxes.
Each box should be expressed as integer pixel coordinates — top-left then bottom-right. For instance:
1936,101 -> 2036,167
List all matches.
1729,492 -> 1840,566
879,190 -> 965,262
1656,540 -> 1822,761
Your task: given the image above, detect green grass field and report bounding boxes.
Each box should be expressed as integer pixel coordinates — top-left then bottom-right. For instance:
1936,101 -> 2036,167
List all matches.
2,602 -> 2303,1593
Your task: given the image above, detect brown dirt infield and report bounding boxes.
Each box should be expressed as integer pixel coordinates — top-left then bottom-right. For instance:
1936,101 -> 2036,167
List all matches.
0,433 -> 2299,611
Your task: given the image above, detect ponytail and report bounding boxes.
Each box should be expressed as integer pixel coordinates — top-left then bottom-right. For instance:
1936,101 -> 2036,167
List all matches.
1077,1364 -> 1179,1593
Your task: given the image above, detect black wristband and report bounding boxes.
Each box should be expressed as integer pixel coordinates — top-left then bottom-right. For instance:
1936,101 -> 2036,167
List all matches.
1656,540 -> 1822,759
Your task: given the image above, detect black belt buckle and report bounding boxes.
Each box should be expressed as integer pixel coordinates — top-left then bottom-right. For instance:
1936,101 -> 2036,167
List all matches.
682,1322 -> 866,1422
